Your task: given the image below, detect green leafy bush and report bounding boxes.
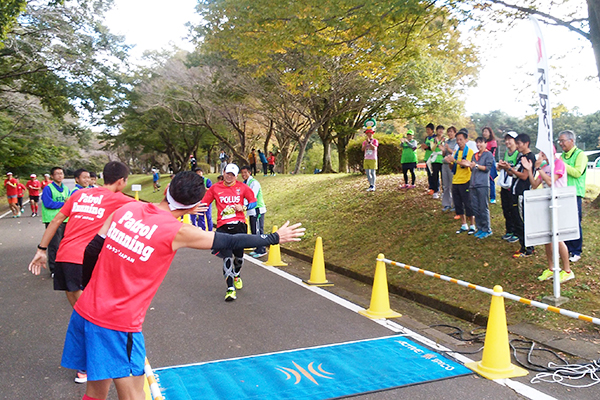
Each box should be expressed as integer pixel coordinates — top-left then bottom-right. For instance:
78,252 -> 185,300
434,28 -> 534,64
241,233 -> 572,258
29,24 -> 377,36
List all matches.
197,162 -> 211,173
347,134 -> 403,174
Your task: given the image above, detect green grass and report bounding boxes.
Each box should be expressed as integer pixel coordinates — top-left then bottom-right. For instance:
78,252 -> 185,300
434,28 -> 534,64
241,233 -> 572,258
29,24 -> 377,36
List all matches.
258,172 -> 600,335
124,171 -> 600,335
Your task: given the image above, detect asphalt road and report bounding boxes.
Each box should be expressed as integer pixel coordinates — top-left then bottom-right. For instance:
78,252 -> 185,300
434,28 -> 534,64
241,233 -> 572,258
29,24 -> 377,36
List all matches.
0,212 -> 594,400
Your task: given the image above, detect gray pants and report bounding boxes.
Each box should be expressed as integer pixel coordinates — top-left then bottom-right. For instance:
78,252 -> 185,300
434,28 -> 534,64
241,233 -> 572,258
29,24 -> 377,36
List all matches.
366,169 -> 376,188
441,164 -> 454,208
471,186 -> 490,232
249,212 -> 266,254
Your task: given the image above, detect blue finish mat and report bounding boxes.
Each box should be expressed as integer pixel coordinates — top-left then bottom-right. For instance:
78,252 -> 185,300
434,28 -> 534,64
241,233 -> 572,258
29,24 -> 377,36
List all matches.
154,336 -> 472,400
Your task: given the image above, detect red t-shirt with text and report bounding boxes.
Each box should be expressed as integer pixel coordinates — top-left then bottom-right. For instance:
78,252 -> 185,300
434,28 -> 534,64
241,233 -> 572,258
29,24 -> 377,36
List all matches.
17,183 -> 26,197
3,178 -> 18,196
201,181 -> 256,228
56,187 -> 135,265
75,202 -> 183,332
26,179 -> 41,196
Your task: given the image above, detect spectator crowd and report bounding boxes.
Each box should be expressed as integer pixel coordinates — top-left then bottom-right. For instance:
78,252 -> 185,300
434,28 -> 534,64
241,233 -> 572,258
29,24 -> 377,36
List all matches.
361,125 -> 588,284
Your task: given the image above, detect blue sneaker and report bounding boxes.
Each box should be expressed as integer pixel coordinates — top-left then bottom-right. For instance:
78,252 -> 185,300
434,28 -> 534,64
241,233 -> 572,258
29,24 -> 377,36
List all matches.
474,230 -> 483,238
479,231 -> 493,239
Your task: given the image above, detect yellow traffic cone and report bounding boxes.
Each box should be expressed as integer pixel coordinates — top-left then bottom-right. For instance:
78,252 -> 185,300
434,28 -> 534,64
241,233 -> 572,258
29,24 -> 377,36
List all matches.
466,285 -> 528,380
359,254 -> 402,319
143,377 -> 152,400
263,226 -> 288,266
245,216 -> 253,251
303,237 -> 333,286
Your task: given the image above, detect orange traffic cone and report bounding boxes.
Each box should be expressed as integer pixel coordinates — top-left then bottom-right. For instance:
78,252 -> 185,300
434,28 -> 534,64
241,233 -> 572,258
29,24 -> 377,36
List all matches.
465,285 -> 528,380
303,237 -> 333,286
263,226 -> 288,266
359,254 -> 401,319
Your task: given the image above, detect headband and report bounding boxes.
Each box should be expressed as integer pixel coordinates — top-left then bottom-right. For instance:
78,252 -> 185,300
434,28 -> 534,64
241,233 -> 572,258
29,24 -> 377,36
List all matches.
166,187 -> 201,211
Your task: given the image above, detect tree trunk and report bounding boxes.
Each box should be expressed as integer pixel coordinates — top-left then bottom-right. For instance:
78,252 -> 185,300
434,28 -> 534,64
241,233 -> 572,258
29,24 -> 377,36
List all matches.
293,135 -> 312,175
278,146 -> 290,174
337,134 -> 350,173
588,0 -> 600,81
321,135 -> 335,173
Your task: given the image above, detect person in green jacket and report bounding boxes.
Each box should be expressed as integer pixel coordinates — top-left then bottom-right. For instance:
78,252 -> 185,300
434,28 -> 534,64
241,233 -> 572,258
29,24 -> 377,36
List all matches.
400,130 -> 418,188
40,167 -> 71,275
241,165 -> 268,257
558,130 -> 588,263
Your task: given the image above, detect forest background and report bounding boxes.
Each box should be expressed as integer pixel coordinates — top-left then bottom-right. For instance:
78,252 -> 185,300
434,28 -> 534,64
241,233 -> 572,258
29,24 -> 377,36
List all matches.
1,0 -> 600,183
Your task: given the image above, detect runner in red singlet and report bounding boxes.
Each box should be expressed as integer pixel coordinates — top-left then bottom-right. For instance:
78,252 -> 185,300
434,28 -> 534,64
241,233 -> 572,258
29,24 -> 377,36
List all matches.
36,171 -> 303,400
26,174 -> 42,217
201,163 -> 257,301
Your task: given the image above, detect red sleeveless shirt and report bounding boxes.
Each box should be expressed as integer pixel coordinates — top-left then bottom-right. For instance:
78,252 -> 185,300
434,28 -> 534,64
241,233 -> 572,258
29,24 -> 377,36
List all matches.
75,202 -> 182,332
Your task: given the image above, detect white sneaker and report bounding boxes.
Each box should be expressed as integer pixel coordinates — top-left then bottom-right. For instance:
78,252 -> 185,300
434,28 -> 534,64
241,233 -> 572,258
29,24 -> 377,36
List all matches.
569,254 -> 581,263
432,192 -> 440,199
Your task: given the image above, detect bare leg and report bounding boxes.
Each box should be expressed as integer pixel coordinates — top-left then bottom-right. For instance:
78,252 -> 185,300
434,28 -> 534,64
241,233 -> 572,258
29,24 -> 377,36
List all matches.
559,241 -> 571,273
544,243 -> 553,269
544,242 -> 571,273
114,375 -> 145,400
86,379 -> 112,400
10,203 -> 20,215
66,290 -> 83,308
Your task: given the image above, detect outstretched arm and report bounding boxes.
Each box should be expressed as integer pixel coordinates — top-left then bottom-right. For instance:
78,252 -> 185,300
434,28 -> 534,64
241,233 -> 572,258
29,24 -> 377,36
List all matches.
172,221 -> 305,252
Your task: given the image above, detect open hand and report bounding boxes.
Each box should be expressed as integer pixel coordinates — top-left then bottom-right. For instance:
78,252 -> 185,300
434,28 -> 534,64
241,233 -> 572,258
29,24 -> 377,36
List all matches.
276,221 -> 305,244
521,157 -> 533,171
28,250 -> 47,275
191,203 -> 209,215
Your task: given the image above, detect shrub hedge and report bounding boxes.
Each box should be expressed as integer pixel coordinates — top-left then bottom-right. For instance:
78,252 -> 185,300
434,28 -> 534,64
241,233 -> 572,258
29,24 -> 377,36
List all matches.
347,134 -> 403,174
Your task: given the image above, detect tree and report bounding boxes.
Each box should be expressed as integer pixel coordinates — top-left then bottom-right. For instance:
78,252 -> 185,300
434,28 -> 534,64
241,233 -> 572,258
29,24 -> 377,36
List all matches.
1,0 -> 129,120
196,0 -> 478,173
103,62 -> 218,173
470,1 -> 600,82
1,0 -> 129,172
0,0 -> 26,45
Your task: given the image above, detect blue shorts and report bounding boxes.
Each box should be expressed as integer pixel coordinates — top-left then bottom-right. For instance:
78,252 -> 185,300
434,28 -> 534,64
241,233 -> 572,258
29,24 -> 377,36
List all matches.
61,310 -> 146,381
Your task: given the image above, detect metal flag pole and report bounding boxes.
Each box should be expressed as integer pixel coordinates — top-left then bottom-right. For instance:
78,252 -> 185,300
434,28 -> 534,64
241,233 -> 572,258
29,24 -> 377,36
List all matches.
530,16 -> 561,300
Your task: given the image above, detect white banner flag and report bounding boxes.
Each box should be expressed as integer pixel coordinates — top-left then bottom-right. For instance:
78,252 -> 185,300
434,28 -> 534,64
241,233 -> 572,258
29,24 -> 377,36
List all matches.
531,16 -> 553,157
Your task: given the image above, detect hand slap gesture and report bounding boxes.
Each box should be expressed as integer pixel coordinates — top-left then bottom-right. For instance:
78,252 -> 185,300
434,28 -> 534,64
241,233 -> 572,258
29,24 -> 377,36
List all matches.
276,221 -> 305,244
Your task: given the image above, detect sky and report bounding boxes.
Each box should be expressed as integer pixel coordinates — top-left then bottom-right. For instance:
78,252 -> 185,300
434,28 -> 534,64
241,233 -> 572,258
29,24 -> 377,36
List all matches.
104,1 -> 599,118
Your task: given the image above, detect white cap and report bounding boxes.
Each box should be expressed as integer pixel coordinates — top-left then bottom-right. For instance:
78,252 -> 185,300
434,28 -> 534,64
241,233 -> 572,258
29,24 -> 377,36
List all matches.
30,174 -> 36,178
506,131 -> 518,139
6,172 -> 12,175
224,163 -> 239,177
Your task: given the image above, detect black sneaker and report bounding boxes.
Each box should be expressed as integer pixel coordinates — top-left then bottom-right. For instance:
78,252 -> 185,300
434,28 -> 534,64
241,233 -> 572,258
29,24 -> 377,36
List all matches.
74,370 -> 87,383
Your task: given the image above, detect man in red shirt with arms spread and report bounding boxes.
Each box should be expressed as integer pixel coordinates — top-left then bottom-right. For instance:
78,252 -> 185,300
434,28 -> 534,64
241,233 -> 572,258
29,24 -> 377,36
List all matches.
201,163 -> 258,301
29,162 -> 135,384
30,171 -> 303,400
26,174 -> 42,217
